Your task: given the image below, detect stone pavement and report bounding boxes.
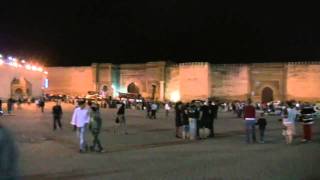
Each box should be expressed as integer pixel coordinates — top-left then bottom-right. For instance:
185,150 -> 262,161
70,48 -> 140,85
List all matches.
0,102 -> 319,180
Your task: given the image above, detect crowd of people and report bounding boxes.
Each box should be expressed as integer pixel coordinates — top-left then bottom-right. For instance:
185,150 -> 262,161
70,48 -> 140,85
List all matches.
174,101 -> 218,140
0,95 -> 318,156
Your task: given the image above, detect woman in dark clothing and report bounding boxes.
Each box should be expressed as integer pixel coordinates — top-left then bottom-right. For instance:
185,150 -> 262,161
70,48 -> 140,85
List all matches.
175,102 -> 183,138
117,103 -> 127,134
182,103 -> 190,139
200,102 -> 211,131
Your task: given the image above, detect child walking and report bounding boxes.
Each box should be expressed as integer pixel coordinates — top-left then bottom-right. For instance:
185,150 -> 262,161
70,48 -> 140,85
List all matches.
256,112 -> 267,143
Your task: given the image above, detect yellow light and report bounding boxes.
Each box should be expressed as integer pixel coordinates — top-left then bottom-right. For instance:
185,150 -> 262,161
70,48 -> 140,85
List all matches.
25,64 -> 32,70
37,67 -> 43,72
31,65 -> 37,71
170,91 -> 180,102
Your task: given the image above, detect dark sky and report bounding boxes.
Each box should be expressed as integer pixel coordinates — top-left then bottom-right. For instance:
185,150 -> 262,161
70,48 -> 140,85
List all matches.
1,1 -> 320,66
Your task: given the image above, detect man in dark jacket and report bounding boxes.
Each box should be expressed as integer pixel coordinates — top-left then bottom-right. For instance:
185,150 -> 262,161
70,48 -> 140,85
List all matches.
208,101 -> 218,137
52,101 -> 63,130
89,104 -> 104,152
256,112 -> 267,143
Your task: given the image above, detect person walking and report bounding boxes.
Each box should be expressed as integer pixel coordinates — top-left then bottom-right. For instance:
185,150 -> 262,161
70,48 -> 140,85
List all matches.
199,101 -> 211,138
256,112 -> 267,143
181,103 -> 190,139
244,98 -> 256,143
208,101 -> 218,137
52,101 -> 63,131
150,102 -> 158,119
165,102 -> 171,117
188,103 -> 199,140
146,102 -> 151,118
117,102 -> 128,134
174,102 -> 183,138
71,100 -> 90,153
7,98 -> 14,114
89,103 -> 104,152
39,97 -> 45,113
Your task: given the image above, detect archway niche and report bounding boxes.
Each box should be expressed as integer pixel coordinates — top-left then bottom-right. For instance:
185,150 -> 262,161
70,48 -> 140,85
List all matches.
261,87 -> 273,103
11,77 -> 32,98
127,82 -> 139,94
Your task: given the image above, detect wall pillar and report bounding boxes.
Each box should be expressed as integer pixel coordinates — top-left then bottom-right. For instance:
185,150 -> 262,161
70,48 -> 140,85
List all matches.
160,81 -> 164,101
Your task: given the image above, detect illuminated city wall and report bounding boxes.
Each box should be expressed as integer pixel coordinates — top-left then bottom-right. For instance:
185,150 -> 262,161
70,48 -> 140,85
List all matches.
0,65 -> 45,99
287,63 -> 320,102
165,64 -> 180,102
210,64 -> 249,101
119,62 -> 166,100
45,61 -> 320,103
47,66 -> 94,96
178,62 -> 210,102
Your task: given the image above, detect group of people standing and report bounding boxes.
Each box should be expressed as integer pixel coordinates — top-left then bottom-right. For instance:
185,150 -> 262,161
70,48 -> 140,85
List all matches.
174,101 -> 218,140
243,98 -> 316,144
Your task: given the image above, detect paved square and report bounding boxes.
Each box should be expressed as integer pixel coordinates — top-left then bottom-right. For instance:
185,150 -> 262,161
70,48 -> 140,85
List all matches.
1,102 -> 319,179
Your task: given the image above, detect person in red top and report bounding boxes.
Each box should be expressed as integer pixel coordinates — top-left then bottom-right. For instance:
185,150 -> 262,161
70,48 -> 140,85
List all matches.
244,98 -> 257,143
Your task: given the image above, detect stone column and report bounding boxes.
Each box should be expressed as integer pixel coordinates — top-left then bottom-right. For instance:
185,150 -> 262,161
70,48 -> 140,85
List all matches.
159,81 -> 164,101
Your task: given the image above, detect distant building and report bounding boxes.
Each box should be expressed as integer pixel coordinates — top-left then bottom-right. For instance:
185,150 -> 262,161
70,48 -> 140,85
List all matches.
46,61 -> 320,102
0,64 -> 47,99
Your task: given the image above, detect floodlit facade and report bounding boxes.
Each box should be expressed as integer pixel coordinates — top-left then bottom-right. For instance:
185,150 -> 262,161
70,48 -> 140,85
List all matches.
0,62 -> 47,99
46,61 -> 320,103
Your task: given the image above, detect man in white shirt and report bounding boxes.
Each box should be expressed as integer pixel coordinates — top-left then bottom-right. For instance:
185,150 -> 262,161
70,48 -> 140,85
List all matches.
71,100 -> 90,153
165,102 -> 170,117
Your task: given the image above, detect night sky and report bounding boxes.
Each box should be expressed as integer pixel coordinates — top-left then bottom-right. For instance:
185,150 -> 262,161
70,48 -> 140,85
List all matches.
1,1 -> 320,66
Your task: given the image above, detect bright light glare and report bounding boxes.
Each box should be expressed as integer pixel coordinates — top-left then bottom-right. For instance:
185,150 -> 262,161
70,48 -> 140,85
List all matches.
31,65 -> 37,71
25,64 -> 32,70
0,59 -> 3,65
170,91 -> 180,102
44,71 -> 48,74
37,67 -> 43,72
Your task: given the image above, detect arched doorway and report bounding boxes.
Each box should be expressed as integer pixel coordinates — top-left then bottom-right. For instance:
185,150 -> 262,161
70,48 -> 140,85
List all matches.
151,84 -> 156,100
127,83 -> 139,94
11,77 -> 32,98
261,87 -> 273,103
14,88 -> 23,97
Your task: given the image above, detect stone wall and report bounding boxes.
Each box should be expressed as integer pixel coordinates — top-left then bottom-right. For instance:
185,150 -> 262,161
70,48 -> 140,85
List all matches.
46,66 -> 94,96
165,64 -> 180,101
210,64 -> 249,100
119,61 -> 166,99
0,65 -> 45,99
178,62 -> 210,102
92,63 -> 113,97
287,63 -> 320,102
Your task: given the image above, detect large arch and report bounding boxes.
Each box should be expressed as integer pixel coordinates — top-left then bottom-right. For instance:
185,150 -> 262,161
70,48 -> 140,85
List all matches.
127,82 -> 140,94
261,87 -> 274,103
11,77 -> 32,98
